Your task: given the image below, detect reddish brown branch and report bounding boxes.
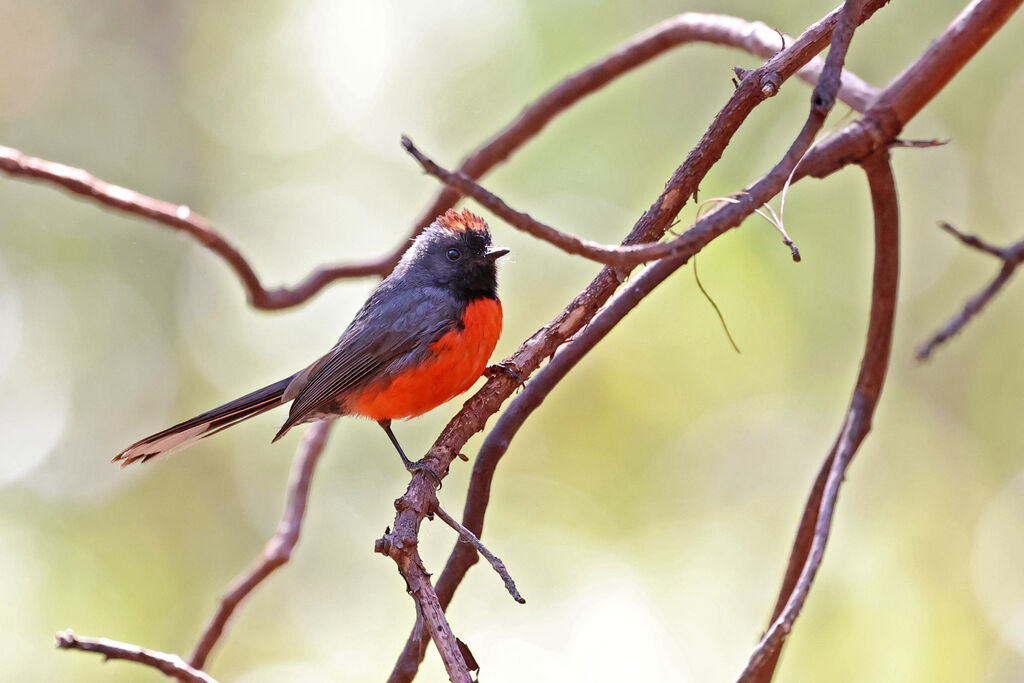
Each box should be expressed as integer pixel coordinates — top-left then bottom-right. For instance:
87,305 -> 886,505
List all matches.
738,149 -> 899,683
0,147 -> 391,309
404,136 -> 812,268
188,421 -> 332,670
797,0 -> 1024,181
56,630 -> 217,683
916,222 -> 1024,359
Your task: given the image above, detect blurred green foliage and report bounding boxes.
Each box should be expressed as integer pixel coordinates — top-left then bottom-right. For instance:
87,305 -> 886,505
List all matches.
1,1 -> 1023,681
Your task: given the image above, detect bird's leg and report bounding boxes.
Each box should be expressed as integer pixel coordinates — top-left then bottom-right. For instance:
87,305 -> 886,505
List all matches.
377,419 -> 442,487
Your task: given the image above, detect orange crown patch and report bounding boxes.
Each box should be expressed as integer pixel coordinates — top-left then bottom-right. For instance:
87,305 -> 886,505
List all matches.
436,208 -> 489,234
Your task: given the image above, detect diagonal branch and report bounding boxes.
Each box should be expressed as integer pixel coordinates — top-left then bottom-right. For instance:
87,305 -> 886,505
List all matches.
431,502 -> 525,604
916,222 -> 1024,359
738,148 -> 899,683
55,630 -> 218,683
189,421 -> 332,670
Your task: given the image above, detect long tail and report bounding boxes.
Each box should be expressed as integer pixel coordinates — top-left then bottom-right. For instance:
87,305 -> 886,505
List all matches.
113,375 -> 297,467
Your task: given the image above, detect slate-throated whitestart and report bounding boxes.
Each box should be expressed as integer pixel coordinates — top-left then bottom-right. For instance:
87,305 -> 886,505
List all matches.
114,209 -> 508,470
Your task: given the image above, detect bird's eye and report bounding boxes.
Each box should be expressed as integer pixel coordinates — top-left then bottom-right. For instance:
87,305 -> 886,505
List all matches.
446,248 -> 461,261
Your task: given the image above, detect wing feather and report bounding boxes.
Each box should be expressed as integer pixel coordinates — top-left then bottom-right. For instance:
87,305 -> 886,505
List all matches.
275,287 -> 457,438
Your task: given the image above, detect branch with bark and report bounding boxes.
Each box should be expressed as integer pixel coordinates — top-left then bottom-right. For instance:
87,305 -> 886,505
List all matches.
55,630 -> 218,683
11,0 -> 1019,681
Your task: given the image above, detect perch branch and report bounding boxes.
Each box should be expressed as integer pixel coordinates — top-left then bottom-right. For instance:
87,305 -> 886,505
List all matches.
376,489 -> 473,683
55,630 -> 217,683
189,421 -> 332,670
738,149 -> 899,683
916,222 -> 1024,359
432,502 -> 525,604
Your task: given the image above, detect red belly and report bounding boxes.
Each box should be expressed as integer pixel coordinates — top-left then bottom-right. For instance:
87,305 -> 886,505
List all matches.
351,298 -> 502,420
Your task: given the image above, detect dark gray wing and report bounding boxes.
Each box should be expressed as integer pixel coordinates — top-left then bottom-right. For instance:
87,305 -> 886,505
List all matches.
274,284 -> 459,437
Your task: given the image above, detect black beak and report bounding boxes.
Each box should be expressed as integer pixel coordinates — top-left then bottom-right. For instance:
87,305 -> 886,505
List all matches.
485,246 -> 510,261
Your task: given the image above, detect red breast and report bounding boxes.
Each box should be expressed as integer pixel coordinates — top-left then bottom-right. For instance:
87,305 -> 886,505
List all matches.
350,297 -> 503,421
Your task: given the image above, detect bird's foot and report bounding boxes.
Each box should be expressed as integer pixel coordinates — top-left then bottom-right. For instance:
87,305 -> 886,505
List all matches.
404,458 -> 444,489
486,362 -> 526,389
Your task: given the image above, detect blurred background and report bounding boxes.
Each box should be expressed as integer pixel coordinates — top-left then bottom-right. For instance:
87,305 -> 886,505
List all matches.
1,1 -> 1023,681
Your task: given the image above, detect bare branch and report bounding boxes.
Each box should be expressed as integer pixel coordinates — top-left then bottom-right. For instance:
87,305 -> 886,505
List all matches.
432,503 -> 525,604
0,146 -> 391,310
403,10 -> 882,247
738,148 -> 899,683
28,2 -> 1019,681
916,223 -> 1024,359
55,630 -> 218,683
189,421 -> 332,670
401,26 -> 881,269
388,3 -> 895,679
797,0 -> 1024,181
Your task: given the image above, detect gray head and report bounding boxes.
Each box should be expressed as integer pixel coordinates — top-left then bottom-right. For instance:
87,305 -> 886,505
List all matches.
394,209 -> 508,302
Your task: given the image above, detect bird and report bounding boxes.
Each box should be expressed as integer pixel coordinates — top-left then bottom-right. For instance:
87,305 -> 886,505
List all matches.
113,209 -> 508,471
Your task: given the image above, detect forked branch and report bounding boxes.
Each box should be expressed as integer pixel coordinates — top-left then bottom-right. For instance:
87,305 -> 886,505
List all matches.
916,221 -> 1024,359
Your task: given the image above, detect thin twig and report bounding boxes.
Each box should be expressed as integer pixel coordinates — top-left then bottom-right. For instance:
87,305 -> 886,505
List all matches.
402,129 -> 807,268
936,219 -> 1009,258
432,503 -> 525,604
889,137 -> 948,149
55,630 -> 218,683
737,146 -> 899,683
916,222 -> 1024,359
189,421 -> 332,670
